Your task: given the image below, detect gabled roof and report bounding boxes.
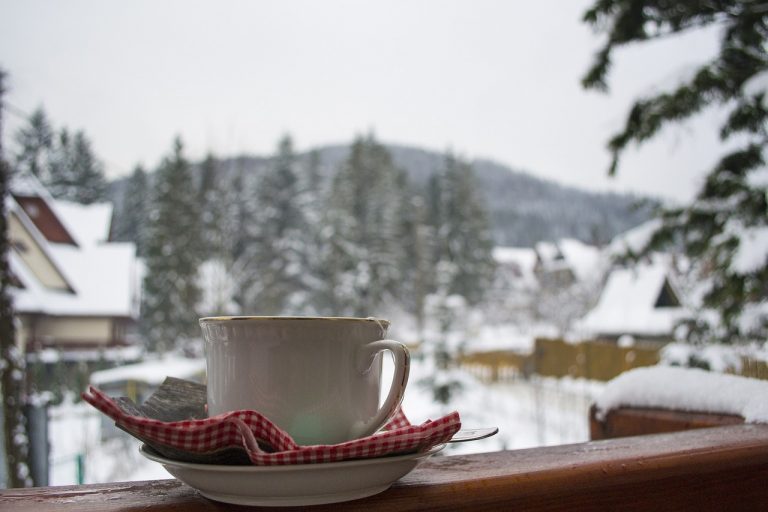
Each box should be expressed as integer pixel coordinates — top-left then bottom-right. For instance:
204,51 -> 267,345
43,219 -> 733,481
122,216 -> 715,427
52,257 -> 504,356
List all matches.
10,171 -> 79,245
7,177 -> 139,319
494,247 -> 537,272
493,246 -> 537,287
558,239 -> 603,282
535,239 -> 602,282
7,198 -> 76,293
52,200 -> 112,247
577,256 -> 689,338
13,196 -> 78,246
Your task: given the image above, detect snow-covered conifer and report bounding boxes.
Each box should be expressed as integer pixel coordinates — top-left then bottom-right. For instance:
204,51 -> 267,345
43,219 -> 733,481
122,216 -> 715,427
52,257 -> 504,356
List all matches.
429,152 -> 496,305
13,107 -> 53,181
141,137 -> 203,353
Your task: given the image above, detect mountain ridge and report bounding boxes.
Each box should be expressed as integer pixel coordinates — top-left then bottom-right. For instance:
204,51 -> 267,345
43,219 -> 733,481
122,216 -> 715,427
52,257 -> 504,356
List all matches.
108,142 -> 654,247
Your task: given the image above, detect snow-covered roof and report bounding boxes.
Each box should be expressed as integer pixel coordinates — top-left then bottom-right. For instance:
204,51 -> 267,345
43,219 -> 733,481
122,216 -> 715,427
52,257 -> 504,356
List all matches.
535,241 -> 561,263
28,345 -> 143,364
595,366 -> 768,423
7,198 -> 75,291
493,247 -> 537,284
53,200 -> 113,247
535,239 -> 602,281
11,244 -> 138,317
494,247 -> 536,268
90,357 -> 205,386
577,257 -> 689,338
8,192 -> 138,318
557,239 -> 602,281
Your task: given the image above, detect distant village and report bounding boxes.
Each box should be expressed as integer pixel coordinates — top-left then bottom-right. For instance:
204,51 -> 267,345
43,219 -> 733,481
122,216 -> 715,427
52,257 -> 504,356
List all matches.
7,170 -> 698,403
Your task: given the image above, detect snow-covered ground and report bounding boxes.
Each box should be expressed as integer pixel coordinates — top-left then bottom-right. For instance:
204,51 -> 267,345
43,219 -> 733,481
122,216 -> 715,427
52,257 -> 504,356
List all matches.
48,397 -> 170,485
48,358 -> 603,485
392,357 -> 602,456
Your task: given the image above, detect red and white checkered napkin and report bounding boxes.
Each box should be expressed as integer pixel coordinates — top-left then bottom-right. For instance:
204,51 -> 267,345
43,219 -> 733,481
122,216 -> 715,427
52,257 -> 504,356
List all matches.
82,385 -> 461,466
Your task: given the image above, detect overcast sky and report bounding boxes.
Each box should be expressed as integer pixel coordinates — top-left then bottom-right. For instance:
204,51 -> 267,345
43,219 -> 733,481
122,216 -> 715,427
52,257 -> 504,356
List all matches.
1,0 -> 725,202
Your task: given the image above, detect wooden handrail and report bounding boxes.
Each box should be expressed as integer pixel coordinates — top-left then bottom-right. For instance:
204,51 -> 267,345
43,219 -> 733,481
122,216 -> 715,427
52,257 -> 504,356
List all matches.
2,424 -> 768,511
590,405 -> 745,440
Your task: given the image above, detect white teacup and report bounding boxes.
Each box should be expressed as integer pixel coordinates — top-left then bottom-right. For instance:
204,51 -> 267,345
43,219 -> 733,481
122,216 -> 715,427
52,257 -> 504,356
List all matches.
199,316 -> 410,445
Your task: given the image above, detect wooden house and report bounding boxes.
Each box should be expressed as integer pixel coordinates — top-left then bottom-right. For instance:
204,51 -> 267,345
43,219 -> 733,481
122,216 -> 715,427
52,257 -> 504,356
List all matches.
577,256 -> 689,343
7,172 -> 140,355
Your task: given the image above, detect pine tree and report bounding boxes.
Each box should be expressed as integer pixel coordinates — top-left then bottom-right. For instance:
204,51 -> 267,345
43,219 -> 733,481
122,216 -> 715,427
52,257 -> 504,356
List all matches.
195,153 -> 237,316
324,135 -> 408,316
13,107 -> 53,181
141,137 -> 203,353
112,165 -> 149,255
15,110 -> 106,205
67,131 -> 107,204
197,153 -> 228,260
399,182 -> 435,337
583,0 -> 768,343
429,153 -> 496,305
236,135 -> 314,315
293,148 -> 326,314
47,128 -> 108,204
227,162 -> 259,313
0,69 -> 32,488
305,149 -> 322,192
227,162 -> 249,265
419,153 -> 496,406
46,128 -> 75,200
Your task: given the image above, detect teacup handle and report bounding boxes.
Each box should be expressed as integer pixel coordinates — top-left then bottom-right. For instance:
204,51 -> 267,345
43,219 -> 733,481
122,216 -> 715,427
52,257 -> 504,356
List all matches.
358,339 -> 410,434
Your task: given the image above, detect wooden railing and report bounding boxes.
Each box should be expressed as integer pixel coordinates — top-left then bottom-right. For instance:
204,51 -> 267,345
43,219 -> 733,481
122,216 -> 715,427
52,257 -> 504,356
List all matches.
2,423 -> 767,511
590,405 -> 745,440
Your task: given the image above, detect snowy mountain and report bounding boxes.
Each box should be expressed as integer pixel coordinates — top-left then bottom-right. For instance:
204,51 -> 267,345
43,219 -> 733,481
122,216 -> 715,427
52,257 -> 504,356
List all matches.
108,143 -> 653,247
363,144 -> 653,246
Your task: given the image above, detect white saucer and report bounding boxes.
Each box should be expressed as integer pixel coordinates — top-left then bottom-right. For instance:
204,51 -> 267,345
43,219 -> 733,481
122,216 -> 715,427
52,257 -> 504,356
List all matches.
139,444 -> 444,507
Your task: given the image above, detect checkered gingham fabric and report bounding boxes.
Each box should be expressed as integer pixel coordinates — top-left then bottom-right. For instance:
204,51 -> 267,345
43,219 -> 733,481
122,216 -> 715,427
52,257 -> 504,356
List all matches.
82,385 -> 461,466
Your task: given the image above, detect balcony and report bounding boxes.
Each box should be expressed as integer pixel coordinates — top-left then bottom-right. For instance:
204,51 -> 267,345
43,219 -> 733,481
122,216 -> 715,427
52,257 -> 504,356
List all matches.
2,419 -> 767,511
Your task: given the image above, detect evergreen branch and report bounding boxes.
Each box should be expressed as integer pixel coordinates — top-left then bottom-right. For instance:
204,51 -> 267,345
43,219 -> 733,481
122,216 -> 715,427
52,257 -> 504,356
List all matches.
721,93 -> 768,139
604,42 -> 765,175
581,0 -> 767,91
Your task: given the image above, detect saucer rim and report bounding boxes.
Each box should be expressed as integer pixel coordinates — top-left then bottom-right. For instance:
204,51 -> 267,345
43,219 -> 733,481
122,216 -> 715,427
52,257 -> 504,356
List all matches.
139,443 -> 445,472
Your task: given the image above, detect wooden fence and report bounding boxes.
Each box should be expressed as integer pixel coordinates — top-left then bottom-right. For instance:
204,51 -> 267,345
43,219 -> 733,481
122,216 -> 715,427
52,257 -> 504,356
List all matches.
460,337 -> 768,383
459,338 -> 660,382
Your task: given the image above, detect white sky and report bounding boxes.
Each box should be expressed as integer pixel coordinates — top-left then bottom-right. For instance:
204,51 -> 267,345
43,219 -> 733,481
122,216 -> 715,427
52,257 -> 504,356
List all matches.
0,0 -> 726,202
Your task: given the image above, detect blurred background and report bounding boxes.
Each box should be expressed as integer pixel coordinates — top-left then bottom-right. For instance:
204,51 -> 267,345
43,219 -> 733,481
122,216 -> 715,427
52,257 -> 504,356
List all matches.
0,0 -> 765,488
